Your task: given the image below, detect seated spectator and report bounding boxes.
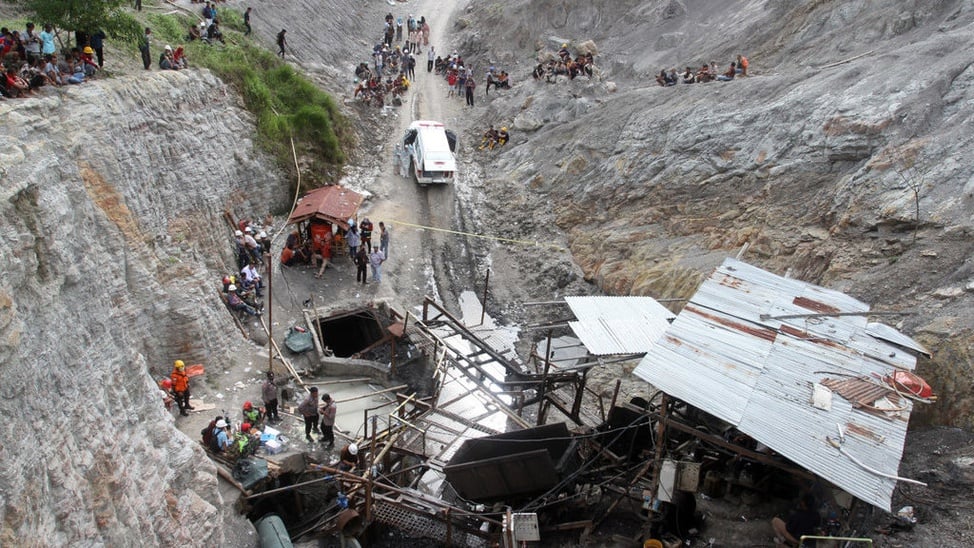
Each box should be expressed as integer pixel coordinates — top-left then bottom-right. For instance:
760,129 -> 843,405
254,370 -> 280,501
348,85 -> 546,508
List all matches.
41,53 -> 62,86
656,69 -> 667,87
226,284 -> 260,316
240,261 -> 263,297
479,125 -> 499,150
717,62 -> 736,81
80,46 -> 98,77
682,66 -> 696,84
207,20 -> 225,44
4,66 -> 32,97
187,24 -> 202,42
696,63 -> 713,83
159,45 -> 178,70
496,126 -> 509,147
173,45 -> 188,69
65,56 -> 86,84
558,43 -> 570,61
20,58 -> 47,90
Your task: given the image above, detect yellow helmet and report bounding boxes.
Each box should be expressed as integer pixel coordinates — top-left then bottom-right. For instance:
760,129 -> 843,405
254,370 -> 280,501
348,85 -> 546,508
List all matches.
501,127 -> 508,132
174,360 -> 185,369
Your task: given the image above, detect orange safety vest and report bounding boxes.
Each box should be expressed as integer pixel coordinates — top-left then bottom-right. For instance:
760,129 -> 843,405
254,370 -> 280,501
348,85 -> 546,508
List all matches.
172,368 -> 190,392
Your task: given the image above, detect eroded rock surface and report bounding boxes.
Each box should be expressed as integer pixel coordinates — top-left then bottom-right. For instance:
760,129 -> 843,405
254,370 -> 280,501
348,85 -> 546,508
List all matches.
0,70 -> 287,545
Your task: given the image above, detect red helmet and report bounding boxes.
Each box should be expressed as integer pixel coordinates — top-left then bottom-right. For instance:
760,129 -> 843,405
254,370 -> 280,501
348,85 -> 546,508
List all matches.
222,275 -> 231,285
160,378 -> 172,390
241,422 -> 251,433
243,401 -> 253,410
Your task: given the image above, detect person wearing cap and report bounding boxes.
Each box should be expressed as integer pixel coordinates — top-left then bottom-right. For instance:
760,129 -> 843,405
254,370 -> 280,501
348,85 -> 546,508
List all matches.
319,394 -> 337,449
226,284 -> 260,316
262,371 -> 280,422
339,443 -> 359,471
79,46 -> 98,76
257,231 -> 271,256
243,228 -> 261,263
159,45 -> 179,71
298,387 -> 321,442
171,360 -> 193,416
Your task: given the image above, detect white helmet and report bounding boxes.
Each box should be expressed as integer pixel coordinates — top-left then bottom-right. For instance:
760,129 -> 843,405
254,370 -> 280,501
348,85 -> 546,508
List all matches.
348,443 -> 359,456
234,230 -> 243,237
216,419 -> 227,428
228,284 -> 237,291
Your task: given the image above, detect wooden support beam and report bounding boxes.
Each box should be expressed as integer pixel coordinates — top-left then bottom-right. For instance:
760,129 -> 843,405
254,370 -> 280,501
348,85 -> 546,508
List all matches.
663,416 -> 818,481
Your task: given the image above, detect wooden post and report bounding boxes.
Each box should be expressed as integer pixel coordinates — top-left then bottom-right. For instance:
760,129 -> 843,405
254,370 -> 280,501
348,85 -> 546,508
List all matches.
536,331 -> 553,426
265,251 -> 273,374
479,268 -> 490,326
649,395 -> 669,502
609,379 -> 622,410
445,508 -> 453,547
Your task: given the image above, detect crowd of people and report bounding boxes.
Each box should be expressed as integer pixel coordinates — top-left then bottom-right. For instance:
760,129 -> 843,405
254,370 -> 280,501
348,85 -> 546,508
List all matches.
532,43 -> 596,82
276,216 -> 389,285
656,54 -> 748,86
352,12 -> 433,108
1,23 -> 104,98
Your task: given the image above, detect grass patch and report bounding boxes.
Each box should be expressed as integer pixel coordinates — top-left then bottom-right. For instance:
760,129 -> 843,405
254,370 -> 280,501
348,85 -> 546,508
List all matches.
142,10 -> 351,186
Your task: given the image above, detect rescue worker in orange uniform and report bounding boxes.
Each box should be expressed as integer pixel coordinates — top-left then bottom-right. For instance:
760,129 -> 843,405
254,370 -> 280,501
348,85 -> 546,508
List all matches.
171,360 -> 193,416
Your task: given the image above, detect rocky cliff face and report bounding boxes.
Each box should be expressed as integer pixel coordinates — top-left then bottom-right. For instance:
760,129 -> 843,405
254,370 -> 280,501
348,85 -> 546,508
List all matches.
453,0 -> 974,427
0,70 -> 287,544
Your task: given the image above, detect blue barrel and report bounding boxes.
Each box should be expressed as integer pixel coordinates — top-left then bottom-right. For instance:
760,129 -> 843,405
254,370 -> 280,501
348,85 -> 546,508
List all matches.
255,514 -> 293,548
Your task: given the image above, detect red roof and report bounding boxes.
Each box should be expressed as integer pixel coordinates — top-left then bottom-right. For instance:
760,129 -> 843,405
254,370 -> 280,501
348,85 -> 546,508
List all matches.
286,186 -> 364,230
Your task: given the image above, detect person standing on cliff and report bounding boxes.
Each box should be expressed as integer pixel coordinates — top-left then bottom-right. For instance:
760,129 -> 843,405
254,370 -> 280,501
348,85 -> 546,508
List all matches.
171,360 -> 193,416
276,29 -> 287,58
139,27 -> 151,70
244,8 -> 253,36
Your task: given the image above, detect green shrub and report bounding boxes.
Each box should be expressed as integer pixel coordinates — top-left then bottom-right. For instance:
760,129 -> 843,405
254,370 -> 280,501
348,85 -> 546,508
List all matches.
138,10 -> 350,181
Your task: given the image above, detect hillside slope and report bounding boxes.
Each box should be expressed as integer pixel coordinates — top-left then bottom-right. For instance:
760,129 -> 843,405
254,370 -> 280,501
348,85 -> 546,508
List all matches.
452,0 -> 974,429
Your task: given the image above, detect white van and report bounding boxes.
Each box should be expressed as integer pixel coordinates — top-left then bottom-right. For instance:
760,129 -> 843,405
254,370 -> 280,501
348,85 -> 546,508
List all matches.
399,120 -> 458,186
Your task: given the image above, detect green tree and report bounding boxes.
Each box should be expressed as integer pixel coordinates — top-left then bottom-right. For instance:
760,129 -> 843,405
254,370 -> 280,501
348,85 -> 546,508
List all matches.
15,0 -> 141,42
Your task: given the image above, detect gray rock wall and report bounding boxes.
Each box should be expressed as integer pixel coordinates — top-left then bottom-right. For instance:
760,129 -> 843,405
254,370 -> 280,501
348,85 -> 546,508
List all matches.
0,70 -> 287,545
458,0 -> 974,427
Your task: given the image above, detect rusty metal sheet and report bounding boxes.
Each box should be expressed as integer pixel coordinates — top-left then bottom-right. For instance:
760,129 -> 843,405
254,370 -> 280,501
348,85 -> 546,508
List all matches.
633,258 -> 924,511
286,185 -> 364,230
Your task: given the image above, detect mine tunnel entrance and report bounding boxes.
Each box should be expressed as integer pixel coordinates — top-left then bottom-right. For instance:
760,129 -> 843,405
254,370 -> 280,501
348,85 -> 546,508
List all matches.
314,308 -> 385,357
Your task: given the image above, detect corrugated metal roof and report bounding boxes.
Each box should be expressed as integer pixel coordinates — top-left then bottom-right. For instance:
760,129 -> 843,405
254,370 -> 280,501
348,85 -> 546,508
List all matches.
565,296 -> 675,355
633,258 -> 926,511
286,185 -> 364,229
